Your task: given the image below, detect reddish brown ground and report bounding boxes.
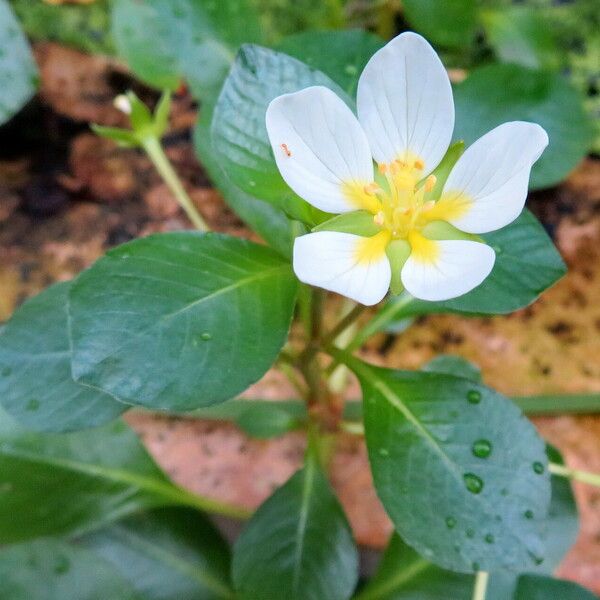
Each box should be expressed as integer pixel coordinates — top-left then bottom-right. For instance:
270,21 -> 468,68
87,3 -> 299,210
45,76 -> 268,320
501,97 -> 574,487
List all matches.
1,43 -> 599,591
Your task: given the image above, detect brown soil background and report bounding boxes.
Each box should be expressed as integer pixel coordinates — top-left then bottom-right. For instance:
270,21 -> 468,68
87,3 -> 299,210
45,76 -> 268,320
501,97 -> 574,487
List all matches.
1,43 -> 599,592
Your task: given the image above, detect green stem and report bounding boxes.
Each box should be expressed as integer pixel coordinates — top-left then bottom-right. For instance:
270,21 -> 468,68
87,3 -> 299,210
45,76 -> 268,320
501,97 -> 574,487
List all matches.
472,571 -> 489,600
512,393 -> 600,415
345,293 -> 414,353
549,463 -> 600,487
142,136 -> 209,231
320,303 -> 366,349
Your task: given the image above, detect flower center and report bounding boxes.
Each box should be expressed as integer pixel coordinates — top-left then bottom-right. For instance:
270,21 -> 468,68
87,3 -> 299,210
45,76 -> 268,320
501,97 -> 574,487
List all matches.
364,159 -> 437,240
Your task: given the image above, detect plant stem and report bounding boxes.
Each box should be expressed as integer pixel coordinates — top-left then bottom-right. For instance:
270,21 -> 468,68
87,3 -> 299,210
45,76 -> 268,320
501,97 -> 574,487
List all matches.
344,293 -> 414,353
472,571 -> 489,600
320,303 -> 366,349
549,463 -> 600,487
142,136 -> 209,231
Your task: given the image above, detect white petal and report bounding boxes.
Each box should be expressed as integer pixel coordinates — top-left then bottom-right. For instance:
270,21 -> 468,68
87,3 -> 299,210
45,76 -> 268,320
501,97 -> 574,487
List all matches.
293,232 -> 391,306
401,240 -> 495,301
356,32 -> 454,174
441,122 -> 549,234
266,86 -> 374,214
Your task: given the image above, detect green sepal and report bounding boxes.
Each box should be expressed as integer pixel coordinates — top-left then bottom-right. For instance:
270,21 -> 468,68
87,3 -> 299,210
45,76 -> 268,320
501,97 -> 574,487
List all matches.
424,141 -> 465,202
91,124 -> 140,148
153,90 -> 172,138
422,220 -> 481,243
386,239 -> 411,296
126,90 -> 154,131
312,210 -> 380,236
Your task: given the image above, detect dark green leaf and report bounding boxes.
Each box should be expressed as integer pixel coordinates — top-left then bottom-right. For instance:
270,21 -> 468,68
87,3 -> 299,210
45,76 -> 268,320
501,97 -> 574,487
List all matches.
0,539 -> 139,600
402,0 -> 477,48
0,282 -> 126,433
422,355 -> 482,383
387,210 -> 566,318
232,460 -> 358,599
514,574 -> 598,600
194,110 -> 293,258
10,0 -> 113,54
277,29 -> 384,96
481,7 -> 562,71
454,64 -> 592,189
357,446 -> 578,599
211,44 -> 347,224
0,0 -> 38,125
0,416 -> 183,543
236,404 -> 298,438
69,232 -> 297,410
80,507 -> 233,600
111,0 -> 262,99
348,357 -> 551,572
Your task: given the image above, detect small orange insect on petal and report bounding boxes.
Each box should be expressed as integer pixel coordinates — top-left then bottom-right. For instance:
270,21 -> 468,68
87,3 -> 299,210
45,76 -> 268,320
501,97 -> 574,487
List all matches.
280,143 -> 292,157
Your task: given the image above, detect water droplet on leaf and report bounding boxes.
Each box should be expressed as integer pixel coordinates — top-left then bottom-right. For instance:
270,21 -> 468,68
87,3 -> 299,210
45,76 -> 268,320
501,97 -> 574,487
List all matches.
378,448 -> 389,457
472,561 -> 480,571
467,390 -> 481,404
533,461 -> 544,474
466,528 -> 475,538
472,439 -> 492,458
445,516 -> 457,529
463,473 -> 484,494
200,332 -> 212,341
524,510 -> 534,519
26,399 -> 40,411
53,555 -> 70,574
484,533 -> 495,544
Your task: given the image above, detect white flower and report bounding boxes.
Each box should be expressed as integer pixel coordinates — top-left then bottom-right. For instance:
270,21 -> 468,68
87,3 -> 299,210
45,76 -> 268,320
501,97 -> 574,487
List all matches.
266,32 -> 549,306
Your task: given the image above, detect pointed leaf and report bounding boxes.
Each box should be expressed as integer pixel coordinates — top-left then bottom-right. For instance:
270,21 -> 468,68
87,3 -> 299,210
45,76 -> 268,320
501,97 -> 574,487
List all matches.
232,461 -> 358,600
346,357 -> 551,573
0,0 -> 38,125
0,539 -> 140,600
69,232 -> 297,411
81,507 -> 233,600
514,575 -> 598,600
0,282 -> 126,433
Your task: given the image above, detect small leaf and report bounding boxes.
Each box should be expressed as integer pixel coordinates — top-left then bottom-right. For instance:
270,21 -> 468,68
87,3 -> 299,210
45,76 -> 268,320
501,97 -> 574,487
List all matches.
454,64 -> 593,189
0,0 -> 38,125
236,404 -> 299,439
402,0 -> 477,49
211,44 -> 347,224
81,507 -> 233,600
0,282 -> 126,433
111,0 -> 263,100
91,124 -> 139,148
276,30 -> 384,96
348,358 -> 551,572
232,460 -> 358,600
514,574 -> 598,600
69,232 -> 297,411
0,539 -> 139,600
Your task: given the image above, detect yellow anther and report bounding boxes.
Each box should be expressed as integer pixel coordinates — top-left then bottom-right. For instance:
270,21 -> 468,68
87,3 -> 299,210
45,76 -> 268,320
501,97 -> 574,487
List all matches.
422,200 -> 435,211
424,175 -> 437,193
373,211 -> 385,226
378,163 -> 389,174
414,159 -> 425,171
364,182 -> 381,196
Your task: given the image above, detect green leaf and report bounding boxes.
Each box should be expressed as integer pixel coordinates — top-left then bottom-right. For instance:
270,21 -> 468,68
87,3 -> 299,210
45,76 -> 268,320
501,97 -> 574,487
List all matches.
402,0 -> 477,49
356,446 -> 578,600
422,355 -> 482,383
346,357 -> 551,573
0,0 -> 38,125
232,460 -> 358,600
194,109 -> 294,258
0,539 -> 140,600
454,64 -> 593,189
111,0 -> 262,99
10,0 -> 113,55
0,282 -> 126,433
69,232 -> 297,411
211,44 -> 348,224
386,210 -> 566,318
91,124 -> 139,148
251,0 -> 346,43
236,404 -> 299,439
80,507 -> 233,600
481,7 -> 562,71
277,29 -> 384,96
514,575 -> 598,600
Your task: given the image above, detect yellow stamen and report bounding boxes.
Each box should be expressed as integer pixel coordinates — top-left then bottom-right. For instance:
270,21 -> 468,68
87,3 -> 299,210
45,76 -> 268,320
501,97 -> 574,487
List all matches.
373,211 -> 385,226
424,175 -> 437,193
414,159 -> 425,171
422,191 -> 472,223
342,181 -> 383,214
